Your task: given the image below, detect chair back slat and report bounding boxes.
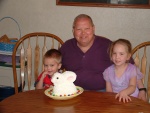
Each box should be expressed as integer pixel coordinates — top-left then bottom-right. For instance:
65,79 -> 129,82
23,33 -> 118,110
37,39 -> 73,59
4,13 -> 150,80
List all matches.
12,32 -> 64,94
141,46 -> 147,83
134,50 -> 140,67
20,44 -> 25,92
34,36 -> 40,80
42,36 -> 47,71
51,38 -> 54,49
58,43 -> 61,49
26,38 -> 32,90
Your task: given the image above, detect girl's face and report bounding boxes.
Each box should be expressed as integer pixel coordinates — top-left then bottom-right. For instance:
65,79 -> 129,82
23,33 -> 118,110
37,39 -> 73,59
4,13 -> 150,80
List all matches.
111,43 -> 131,66
44,58 -> 61,76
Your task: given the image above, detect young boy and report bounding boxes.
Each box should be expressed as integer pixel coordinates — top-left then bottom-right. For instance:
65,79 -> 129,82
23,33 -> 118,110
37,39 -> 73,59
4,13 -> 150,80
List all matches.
35,49 -> 62,89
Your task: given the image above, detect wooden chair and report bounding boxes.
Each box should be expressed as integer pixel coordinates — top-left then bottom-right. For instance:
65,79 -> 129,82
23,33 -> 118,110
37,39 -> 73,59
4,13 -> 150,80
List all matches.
12,32 -> 64,94
131,41 -> 150,102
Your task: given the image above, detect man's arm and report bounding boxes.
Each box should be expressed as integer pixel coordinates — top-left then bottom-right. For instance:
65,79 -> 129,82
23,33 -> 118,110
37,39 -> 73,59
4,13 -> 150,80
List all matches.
130,58 -> 147,101
137,79 -> 147,101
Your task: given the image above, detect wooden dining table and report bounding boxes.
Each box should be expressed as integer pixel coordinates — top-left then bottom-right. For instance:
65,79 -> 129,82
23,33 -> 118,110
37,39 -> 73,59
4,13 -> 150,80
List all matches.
0,89 -> 150,113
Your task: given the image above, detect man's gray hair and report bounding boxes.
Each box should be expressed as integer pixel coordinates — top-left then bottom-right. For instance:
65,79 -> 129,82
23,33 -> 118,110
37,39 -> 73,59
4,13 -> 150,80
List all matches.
73,14 -> 94,28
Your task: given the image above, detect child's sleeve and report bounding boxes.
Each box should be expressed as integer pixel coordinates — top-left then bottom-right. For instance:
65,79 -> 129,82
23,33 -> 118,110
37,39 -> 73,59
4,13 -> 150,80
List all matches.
131,66 -> 143,80
136,67 -> 143,80
103,68 -> 110,82
34,72 -> 43,87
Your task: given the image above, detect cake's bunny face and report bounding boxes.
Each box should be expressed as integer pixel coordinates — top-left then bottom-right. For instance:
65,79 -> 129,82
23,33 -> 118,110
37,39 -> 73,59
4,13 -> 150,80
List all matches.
51,72 -> 63,85
51,71 -> 77,85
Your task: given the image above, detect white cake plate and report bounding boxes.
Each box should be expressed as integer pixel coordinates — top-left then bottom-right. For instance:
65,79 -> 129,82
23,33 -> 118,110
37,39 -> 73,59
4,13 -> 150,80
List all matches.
44,86 -> 84,100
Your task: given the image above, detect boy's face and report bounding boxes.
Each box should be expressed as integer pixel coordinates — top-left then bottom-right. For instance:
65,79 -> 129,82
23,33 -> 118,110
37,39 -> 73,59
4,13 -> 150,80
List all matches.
44,58 -> 61,76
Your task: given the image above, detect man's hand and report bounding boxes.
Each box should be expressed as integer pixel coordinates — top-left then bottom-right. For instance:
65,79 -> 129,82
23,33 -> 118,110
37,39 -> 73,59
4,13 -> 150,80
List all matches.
138,90 -> 147,101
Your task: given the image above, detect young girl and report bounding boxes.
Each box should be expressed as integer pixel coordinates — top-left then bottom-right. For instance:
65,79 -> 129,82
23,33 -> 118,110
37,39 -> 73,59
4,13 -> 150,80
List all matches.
35,49 -> 62,89
103,39 -> 143,103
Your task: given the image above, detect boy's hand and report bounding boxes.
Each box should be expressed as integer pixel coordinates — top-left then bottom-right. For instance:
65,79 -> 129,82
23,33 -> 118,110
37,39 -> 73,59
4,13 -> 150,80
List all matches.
41,71 -> 49,79
45,84 -> 50,88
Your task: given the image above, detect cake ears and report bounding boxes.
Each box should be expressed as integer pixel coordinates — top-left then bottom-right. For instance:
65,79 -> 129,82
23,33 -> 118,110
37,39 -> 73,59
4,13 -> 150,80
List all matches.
67,76 -> 75,82
64,71 -> 76,82
52,71 -> 77,84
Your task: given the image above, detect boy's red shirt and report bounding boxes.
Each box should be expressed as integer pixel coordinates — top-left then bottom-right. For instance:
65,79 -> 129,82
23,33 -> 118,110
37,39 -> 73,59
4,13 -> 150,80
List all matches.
35,71 -> 53,89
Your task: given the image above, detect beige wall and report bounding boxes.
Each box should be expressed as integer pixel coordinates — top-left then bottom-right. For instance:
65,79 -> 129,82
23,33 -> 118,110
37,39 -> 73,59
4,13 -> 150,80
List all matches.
0,0 -> 150,47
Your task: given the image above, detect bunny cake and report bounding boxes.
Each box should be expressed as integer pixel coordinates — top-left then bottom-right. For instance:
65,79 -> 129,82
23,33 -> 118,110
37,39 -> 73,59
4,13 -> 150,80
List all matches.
51,71 -> 77,96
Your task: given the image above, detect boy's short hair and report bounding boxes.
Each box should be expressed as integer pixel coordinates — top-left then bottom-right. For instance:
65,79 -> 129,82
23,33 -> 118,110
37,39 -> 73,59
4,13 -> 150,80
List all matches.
44,49 -> 62,63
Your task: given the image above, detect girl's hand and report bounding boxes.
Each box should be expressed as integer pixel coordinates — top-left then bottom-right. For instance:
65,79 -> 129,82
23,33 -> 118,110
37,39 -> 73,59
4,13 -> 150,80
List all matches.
115,90 -> 132,103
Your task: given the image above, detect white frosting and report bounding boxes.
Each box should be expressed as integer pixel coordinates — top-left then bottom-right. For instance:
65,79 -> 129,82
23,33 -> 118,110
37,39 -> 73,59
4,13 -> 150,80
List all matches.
51,71 -> 77,96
